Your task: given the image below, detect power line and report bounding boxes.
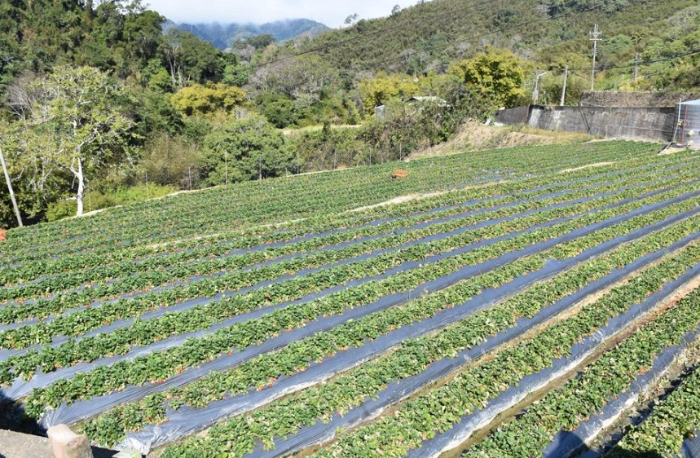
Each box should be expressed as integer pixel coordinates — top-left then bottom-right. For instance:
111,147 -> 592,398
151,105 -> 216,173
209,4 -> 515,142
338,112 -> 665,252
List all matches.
567,48 -> 700,73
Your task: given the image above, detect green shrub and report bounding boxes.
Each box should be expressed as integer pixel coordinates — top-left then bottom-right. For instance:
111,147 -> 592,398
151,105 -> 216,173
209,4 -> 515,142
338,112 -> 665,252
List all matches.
46,200 -> 77,222
106,183 -> 178,206
46,183 -> 177,222
84,193 -> 119,211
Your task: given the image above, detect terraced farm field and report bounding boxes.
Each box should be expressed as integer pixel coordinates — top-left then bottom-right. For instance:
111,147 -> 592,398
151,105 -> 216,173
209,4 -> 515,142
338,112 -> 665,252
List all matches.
2,141 -> 700,457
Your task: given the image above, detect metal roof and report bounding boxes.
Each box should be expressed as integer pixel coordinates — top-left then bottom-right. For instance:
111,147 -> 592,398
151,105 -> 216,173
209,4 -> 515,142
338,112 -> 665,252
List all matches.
679,99 -> 700,105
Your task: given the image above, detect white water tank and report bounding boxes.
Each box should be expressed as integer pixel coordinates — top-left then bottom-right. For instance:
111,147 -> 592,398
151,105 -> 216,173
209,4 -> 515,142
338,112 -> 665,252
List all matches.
677,99 -> 700,147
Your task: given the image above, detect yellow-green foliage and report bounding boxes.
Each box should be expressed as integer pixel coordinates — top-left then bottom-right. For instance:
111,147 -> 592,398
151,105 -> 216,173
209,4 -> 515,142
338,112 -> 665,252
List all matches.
449,49 -> 525,108
171,83 -> 247,117
359,72 -> 419,114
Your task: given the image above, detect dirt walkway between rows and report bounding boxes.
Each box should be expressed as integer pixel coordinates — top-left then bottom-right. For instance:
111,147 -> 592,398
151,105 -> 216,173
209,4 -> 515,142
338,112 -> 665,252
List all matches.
560,161 -> 616,173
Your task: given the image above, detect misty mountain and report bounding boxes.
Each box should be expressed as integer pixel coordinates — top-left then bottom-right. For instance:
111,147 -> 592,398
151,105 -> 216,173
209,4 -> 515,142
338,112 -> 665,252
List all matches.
164,19 -> 330,50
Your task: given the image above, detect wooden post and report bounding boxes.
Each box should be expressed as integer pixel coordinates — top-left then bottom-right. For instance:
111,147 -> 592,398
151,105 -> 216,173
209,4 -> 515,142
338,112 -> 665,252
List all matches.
47,424 -> 93,458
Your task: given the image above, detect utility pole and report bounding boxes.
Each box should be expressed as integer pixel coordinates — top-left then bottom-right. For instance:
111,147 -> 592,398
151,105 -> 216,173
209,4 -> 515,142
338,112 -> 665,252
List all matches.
259,158 -> 262,181
0,145 -> 22,227
590,24 -> 602,91
533,71 -> 547,104
634,52 -> 641,83
225,150 -> 228,186
560,66 -> 569,106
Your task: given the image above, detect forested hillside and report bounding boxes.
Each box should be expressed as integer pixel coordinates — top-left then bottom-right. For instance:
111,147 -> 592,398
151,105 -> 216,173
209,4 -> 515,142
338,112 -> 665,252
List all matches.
0,0 -> 698,229
300,0 -> 697,74
168,19 -> 329,50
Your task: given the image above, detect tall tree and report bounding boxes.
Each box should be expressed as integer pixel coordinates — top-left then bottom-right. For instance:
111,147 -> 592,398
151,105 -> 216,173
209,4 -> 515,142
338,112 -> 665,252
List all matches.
21,66 -> 135,216
161,29 -> 224,88
201,114 -> 294,185
450,49 -> 525,108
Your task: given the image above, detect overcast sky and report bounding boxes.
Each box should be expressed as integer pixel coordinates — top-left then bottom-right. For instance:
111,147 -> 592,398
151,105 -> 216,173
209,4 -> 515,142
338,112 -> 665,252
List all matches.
144,0 -> 418,28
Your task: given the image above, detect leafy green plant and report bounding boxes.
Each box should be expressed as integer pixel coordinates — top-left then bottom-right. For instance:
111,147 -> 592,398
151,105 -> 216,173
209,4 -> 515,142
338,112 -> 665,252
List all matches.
46,200 -> 78,222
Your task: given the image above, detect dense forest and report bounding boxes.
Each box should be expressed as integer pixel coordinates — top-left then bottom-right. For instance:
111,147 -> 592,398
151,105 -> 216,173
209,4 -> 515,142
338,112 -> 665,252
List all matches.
0,0 -> 698,228
168,19 -> 329,50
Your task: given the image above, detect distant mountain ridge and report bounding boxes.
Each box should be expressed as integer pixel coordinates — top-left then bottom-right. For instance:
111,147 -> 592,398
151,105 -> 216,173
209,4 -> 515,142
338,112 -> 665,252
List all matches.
164,19 -> 330,50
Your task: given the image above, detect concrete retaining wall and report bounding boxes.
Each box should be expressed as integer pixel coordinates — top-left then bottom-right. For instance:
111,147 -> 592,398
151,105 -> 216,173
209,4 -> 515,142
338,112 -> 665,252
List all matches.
494,106 -> 530,125
527,106 -> 676,142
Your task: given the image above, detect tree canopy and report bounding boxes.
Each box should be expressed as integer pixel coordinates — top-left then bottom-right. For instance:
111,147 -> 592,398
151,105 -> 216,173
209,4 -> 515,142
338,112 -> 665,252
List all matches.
171,83 -> 247,117
201,114 -> 294,186
449,50 -> 525,108
22,66 -> 135,216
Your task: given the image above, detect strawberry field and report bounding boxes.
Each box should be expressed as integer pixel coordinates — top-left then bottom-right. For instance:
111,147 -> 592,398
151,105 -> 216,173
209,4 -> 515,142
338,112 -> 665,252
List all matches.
2,140 -> 700,457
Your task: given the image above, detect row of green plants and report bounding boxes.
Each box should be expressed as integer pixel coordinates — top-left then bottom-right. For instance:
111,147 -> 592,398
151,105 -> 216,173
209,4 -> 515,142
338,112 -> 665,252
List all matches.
606,346 -> 700,456
45,184 -> 180,222
3,194 -> 640,391
0,158 -> 579,282
305,240 -> 700,458
2,142 -> 658,254
79,214 -> 700,447
14,181 -> 698,427
157,211 -> 700,458
5,176 -> 694,371
0,143 -> 664,276
1,167 -> 675,302
1,167 -> 642,299
468,286 -> 700,457
4,150 -> 683,285
3,173 -> 679,346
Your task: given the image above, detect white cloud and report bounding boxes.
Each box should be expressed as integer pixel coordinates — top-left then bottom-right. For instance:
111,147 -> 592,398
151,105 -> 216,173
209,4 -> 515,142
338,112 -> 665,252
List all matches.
144,0 -> 418,28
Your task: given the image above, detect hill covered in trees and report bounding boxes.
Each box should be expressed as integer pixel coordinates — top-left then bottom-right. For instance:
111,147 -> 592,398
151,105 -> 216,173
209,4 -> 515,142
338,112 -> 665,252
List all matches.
288,0 -> 699,91
0,0 -> 699,229
167,19 -> 330,50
